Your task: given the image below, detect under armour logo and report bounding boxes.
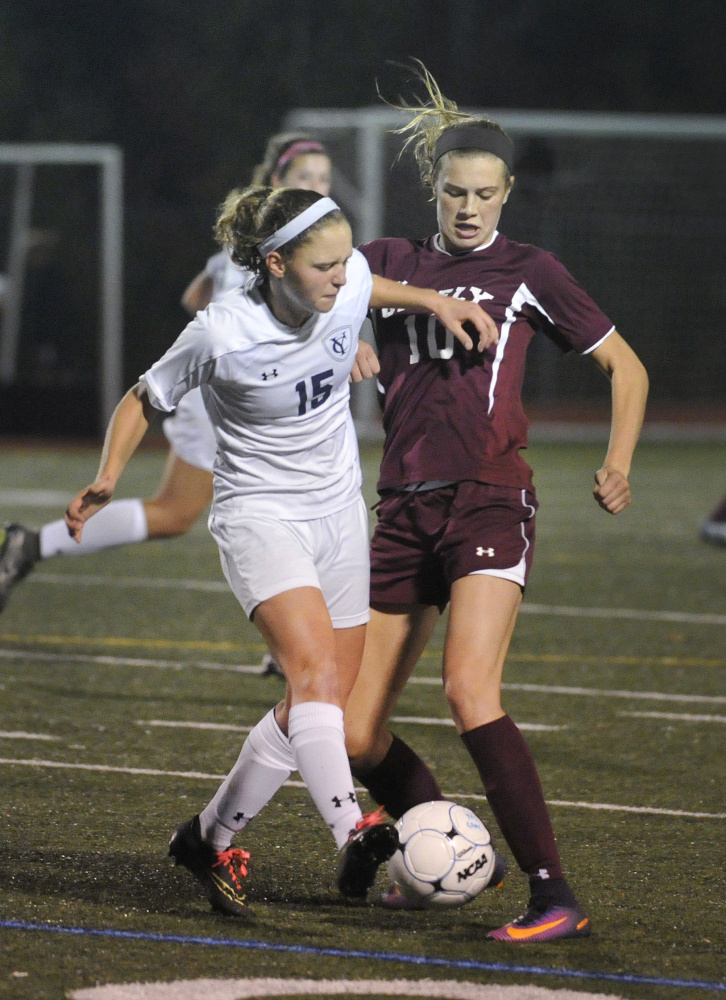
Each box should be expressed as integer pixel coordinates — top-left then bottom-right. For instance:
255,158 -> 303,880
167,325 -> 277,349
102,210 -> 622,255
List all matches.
233,812 -> 246,822
261,369 -> 278,380
537,868 -> 551,880
476,546 -> 495,557
331,791 -> 357,808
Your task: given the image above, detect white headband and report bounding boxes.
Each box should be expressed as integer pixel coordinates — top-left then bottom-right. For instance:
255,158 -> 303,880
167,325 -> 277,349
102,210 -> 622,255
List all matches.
258,197 -> 340,258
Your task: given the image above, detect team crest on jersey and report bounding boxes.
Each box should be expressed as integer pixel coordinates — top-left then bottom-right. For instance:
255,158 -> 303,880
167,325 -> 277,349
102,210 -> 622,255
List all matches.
323,326 -> 353,362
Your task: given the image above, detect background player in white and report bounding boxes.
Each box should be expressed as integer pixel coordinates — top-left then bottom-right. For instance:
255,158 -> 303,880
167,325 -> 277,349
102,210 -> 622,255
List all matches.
64,185 -> 498,918
700,492 -> 726,546
0,132 -> 336,615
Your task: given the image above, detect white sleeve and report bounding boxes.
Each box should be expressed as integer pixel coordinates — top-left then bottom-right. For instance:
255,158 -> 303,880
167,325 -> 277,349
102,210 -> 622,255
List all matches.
206,250 -> 247,301
139,313 -> 219,413
346,248 -> 374,317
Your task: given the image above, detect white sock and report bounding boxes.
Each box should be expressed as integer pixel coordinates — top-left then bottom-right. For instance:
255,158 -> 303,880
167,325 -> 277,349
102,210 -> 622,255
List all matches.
288,701 -> 362,850
199,708 -> 295,851
39,499 -> 148,558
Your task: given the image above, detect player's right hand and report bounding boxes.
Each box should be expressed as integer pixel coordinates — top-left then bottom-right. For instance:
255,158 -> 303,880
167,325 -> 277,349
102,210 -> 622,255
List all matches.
430,295 -> 499,353
65,477 -> 116,541
350,340 -> 380,382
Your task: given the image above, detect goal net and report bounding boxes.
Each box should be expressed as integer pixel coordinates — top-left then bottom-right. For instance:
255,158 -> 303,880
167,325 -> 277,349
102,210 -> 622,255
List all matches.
285,107 -> 726,432
0,144 -> 122,435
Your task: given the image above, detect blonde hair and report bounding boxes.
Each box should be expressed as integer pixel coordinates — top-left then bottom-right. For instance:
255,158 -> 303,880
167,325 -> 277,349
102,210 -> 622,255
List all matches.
387,61 -> 513,191
214,185 -> 344,274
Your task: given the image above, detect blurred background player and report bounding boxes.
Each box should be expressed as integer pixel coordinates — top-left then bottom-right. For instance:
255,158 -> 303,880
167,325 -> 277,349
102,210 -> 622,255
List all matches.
0,133 -> 333,625
700,492 -> 726,546
341,65 -> 649,943
64,185 -> 497,918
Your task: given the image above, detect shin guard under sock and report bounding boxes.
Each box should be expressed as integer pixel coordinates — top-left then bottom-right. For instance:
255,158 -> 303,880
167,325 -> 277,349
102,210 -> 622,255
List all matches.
354,734 -> 443,820
461,714 -> 564,884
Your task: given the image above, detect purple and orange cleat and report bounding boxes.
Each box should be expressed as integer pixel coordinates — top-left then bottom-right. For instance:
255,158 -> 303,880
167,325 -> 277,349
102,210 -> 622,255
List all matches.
488,899 -> 591,943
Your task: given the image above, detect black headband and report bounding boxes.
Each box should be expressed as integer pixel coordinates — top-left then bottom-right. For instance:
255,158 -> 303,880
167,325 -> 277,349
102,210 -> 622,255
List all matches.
433,126 -> 514,174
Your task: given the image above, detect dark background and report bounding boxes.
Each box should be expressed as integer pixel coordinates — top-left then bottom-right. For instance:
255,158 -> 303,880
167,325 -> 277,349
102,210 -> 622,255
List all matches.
1,0 -> 725,434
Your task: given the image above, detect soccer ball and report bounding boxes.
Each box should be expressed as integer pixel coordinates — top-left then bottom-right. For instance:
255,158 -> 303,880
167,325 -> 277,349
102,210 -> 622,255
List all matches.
386,800 -> 497,908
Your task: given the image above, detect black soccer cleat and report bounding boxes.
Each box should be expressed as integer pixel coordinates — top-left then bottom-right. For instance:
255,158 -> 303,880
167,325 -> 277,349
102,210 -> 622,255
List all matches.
489,849 -> 507,889
0,524 -> 41,613
337,807 -> 400,899
168,814 -> 252,918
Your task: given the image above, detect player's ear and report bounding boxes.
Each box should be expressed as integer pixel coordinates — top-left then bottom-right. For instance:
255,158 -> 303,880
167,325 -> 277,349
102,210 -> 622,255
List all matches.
265,251 -> 286,278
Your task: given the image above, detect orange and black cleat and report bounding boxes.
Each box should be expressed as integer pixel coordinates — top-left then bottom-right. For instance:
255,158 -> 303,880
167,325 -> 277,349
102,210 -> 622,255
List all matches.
169,814 -> 252,918
337,806 -> 399,899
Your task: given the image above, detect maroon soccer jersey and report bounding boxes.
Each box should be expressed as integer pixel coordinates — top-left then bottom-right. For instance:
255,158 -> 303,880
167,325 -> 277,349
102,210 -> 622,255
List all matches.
359,233 -> 614,492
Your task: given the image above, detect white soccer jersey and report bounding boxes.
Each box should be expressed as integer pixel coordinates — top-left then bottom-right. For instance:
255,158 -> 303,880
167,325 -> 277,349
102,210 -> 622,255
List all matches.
141,248 -> 373,520
162,252 -> 246,471
205,249 -> 246,299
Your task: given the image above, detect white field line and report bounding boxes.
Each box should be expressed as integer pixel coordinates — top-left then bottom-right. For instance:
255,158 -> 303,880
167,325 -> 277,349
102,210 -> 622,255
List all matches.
520,602 -> 726,626
0,489 -> 70,506
0,731 -> 61,741
67,975 -> 630,1000
620,710 -> 726,723
415,677 -> 726,705
3,647 -> 724,705
501,681 -> 726,705
20,573 -> 726,626
30,573 -> 229,593
390,716 -> 564,732
0,756 -> 723,820
137,720 -> 253,733
134,716 -> 563,734
0,648 -> 264,674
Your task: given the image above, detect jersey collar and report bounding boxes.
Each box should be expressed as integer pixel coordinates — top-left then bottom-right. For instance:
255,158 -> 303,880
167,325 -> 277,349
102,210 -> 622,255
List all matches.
433,231 -> 499,256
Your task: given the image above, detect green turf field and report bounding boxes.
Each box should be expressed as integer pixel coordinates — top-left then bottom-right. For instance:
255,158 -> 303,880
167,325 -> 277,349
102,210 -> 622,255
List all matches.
0,440 -> 724,1000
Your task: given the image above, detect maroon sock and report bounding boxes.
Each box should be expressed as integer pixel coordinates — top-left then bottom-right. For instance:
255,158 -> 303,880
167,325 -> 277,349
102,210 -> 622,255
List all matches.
461,714 -> 564,883
353,734 -> 444,820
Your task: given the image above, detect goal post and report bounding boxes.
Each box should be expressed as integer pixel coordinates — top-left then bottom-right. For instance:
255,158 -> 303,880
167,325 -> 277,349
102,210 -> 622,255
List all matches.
0,143 -> 123,430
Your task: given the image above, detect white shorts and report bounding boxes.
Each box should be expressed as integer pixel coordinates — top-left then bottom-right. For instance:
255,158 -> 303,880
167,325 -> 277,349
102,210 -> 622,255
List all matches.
208,496 -> 370,628
162,387 -> 217,473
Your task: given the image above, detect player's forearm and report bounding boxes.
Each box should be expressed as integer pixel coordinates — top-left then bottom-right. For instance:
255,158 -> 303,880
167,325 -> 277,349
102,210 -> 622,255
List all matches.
96,384 -> 154,484
369,275 -> 440,313
602,351 -> 649,478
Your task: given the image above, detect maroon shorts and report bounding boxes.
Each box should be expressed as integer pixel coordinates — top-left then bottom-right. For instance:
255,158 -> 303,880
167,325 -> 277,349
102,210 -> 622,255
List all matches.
369,481 -> 538,610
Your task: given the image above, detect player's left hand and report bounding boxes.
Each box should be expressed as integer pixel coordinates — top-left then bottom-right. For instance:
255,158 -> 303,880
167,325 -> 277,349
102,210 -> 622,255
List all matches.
350,340 -> 380,382
65,476 -> 116,541
593,467 -> 631,514
431,296 -> 499,353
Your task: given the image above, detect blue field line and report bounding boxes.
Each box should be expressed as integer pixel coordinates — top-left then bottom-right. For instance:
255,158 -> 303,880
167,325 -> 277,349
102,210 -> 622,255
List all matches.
1,920 -> 724,993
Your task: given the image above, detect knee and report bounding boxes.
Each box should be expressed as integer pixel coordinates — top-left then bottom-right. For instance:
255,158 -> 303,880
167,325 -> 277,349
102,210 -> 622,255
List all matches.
144,501 -> 200,538
442,671 -> 468,716
443,670 -> 502,731
345,719 -> 388,774
287,651 -> 340,704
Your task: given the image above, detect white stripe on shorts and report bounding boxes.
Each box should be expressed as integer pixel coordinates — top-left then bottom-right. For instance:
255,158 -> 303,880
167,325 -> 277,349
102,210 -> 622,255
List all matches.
468,488 -> 535,588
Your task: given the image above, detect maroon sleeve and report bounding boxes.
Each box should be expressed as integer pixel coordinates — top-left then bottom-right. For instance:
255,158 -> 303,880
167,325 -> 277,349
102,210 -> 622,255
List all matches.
357,239 -> 387,275
523,250 -> 614,354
